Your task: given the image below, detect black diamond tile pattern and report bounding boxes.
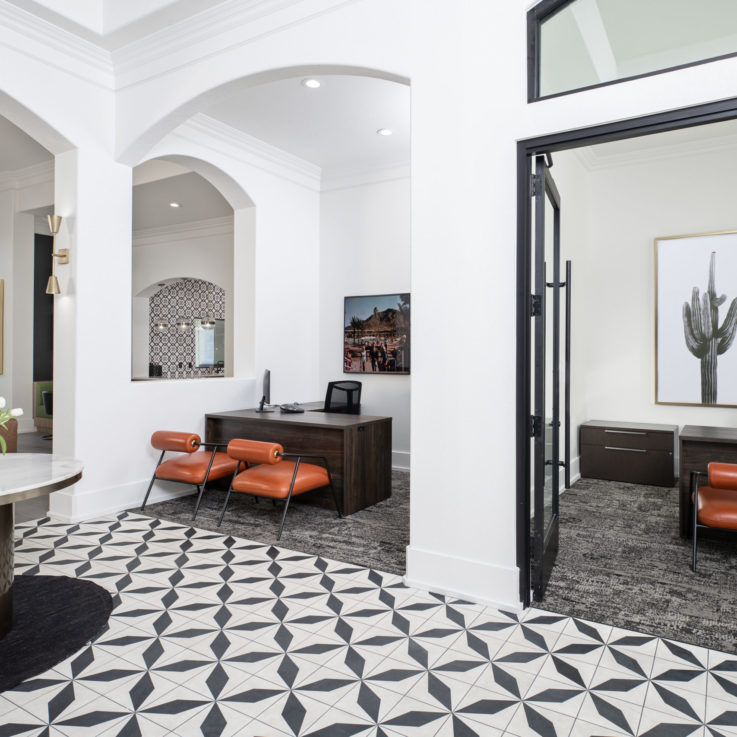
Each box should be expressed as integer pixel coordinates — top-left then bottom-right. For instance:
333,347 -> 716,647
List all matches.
3,513 -> 737,736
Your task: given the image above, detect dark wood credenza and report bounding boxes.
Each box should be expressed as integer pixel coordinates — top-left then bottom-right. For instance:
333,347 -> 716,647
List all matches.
579,420 -> 677,487
205,405 -> 392,515
678,425 -> 737,537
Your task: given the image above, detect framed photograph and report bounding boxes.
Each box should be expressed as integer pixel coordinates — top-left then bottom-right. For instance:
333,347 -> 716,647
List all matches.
344,293 -> 410,374
655,231 -> 737,407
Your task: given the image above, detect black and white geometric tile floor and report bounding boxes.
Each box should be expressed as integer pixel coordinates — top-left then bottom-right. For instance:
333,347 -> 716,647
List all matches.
4,512 -> 737,736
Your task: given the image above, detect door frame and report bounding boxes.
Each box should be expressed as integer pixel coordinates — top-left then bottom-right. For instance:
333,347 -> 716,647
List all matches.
516,96 -> 737,607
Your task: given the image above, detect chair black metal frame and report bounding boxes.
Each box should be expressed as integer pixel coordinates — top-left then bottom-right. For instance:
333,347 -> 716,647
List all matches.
324,380 -> 362,414
218,451 -> 342,540
691,469 -> 737,572
140,441 -> 227,519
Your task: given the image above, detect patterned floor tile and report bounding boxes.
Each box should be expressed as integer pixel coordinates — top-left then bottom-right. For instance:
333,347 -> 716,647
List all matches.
8,512 -> 737,737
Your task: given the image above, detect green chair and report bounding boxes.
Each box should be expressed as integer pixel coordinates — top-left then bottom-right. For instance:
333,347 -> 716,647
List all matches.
33,381 -> 52,435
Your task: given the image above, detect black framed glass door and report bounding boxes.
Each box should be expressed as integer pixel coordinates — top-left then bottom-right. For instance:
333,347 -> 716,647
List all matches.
531,154 -> 569,602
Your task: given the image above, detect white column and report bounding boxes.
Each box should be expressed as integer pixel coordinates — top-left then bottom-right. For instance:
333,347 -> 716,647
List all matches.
49,148 -> 133,521
11,211 -> 35,431
231,206 -> 254,378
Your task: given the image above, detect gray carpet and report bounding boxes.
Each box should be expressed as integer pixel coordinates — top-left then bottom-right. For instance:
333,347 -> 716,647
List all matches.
539,477 -> 737,653
136,470 -> 409,575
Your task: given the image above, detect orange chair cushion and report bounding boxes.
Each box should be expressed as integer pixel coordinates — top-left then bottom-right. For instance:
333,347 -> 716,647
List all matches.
231,461 -> 329,499
709,463 -> 737,490
152,431 -> 200,453
227,438 -> 283,465
694,486 -> 737,530
156,451 -> 238,485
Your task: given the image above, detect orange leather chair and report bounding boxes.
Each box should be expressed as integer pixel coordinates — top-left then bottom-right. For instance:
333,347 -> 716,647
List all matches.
219,438 -> 342,540
692,462 -> 737,571
140,431 -> 240,520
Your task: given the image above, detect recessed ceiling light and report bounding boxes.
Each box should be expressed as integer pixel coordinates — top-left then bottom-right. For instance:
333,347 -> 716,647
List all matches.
376,128 -> 393,136
301,78 -> 321,89
169,202 -> 181,208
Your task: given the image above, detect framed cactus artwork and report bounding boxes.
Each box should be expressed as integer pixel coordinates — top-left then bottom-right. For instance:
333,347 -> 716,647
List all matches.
655,231 -> 737,407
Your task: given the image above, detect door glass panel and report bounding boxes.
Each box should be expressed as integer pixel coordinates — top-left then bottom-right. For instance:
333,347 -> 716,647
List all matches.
544,194 -> 556,526
535,0 -> 737,98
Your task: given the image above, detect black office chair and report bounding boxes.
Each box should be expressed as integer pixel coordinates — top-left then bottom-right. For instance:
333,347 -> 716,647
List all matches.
324,380 -> 361,414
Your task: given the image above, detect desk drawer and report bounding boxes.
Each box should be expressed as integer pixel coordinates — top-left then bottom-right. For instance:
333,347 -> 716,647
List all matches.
580,445 -> 673,486
581,426 -> 673,451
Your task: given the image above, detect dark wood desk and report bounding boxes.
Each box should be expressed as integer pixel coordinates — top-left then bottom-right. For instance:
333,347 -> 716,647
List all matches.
205,406 -> 392,515
679,425 -> 737,536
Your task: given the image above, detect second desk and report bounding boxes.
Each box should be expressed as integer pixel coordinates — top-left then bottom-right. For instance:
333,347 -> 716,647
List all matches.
205,406 -> 392,515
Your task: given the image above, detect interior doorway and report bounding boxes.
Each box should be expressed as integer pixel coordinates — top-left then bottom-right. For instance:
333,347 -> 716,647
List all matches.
517,98 -> 737,648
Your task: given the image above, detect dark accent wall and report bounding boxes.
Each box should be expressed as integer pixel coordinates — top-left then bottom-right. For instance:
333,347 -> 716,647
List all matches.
33,234 -> 53,382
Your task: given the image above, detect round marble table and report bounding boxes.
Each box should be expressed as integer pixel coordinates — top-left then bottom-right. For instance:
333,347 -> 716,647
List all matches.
0,454 -> 83,638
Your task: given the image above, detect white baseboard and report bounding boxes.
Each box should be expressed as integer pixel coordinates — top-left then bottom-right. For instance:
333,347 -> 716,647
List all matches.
559,455 -> 581,495
392,450 -> 410,471
48,479 -> 197,524
17,418 -> 35,434
404,545 -> 522,612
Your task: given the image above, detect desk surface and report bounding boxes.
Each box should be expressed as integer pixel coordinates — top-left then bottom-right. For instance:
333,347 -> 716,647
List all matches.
206,405 -> 388,428
680,425 -> 737,443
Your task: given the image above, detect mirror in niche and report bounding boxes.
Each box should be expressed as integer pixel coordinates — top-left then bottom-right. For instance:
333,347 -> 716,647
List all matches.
195,318 -> 225,370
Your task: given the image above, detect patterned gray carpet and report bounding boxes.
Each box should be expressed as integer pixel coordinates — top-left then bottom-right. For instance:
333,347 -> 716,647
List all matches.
539,477 -> 737,653
136,470 -> 409,575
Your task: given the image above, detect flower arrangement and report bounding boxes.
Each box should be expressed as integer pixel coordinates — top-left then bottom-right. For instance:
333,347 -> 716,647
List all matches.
0,397 -> 23,454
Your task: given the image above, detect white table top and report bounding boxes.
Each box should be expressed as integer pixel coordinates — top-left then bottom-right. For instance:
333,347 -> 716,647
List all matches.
0,453 -> 83,505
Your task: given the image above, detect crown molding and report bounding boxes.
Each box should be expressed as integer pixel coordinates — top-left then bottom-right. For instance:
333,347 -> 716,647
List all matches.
133,215 -> 233,247
321,162 -> 410,192
173,114 -> 321,191
0,1 -> 114,90
574,129 -> 737,172
114,0 -> 358,87
0,159 -> 53,192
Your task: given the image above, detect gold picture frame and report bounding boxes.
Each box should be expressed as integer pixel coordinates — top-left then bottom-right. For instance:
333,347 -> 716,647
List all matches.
655,230 -> 737,407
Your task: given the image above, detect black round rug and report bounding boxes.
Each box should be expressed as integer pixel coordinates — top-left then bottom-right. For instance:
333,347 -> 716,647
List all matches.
0,574 -> 113,692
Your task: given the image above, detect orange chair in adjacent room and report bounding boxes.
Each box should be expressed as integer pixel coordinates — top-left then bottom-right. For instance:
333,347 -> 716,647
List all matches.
219,438 -> 342,540
692,462 -> 737,571
140,431 -> 240,520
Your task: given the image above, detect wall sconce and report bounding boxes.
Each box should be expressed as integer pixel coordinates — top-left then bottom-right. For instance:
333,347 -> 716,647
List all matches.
176,318 -> 193,330
45,214 -> 69,295
200,317 -> 216,329
153,321 -> 169,332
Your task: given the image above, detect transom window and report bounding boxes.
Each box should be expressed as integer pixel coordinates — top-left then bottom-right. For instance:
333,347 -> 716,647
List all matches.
529,0 -> 737,100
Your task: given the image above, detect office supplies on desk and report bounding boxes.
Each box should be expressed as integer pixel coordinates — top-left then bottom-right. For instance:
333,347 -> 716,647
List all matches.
280,403 -> 304,413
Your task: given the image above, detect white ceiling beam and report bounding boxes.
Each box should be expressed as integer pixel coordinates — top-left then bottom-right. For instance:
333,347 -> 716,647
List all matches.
570,0 -> 618,83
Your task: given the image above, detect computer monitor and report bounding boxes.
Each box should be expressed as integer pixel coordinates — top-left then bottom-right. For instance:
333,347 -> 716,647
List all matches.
256,369 -> 274,413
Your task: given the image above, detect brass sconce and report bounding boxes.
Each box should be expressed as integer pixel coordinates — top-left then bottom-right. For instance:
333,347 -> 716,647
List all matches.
45,214 -> 69,295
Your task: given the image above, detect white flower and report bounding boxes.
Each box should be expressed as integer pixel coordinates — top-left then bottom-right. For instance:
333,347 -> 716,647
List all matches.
9,408 -> 23,417
0,397 -> 6,409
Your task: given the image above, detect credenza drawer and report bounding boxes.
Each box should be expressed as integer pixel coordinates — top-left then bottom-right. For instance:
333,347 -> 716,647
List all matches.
580,445 -> 674,486
580,426 -> 673,451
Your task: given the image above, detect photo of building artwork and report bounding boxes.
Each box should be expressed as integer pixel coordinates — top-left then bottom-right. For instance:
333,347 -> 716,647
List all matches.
343,294 -> 410,374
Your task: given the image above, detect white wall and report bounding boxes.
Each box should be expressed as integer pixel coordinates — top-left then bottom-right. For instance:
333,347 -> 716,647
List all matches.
5,0 -> 737,610
131,216 -> 235,377
555,142 -> 737,470
319,175 -> 411,469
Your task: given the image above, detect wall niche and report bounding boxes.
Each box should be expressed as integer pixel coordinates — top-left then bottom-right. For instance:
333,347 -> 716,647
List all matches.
148,278 -> 225,379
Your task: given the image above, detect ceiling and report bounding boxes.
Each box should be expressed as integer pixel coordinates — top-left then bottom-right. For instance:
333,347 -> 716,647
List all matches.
5,0 -> 233,51
0,115 -> 51,171
132,172 -> 232,231
205,75 -> 410,175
